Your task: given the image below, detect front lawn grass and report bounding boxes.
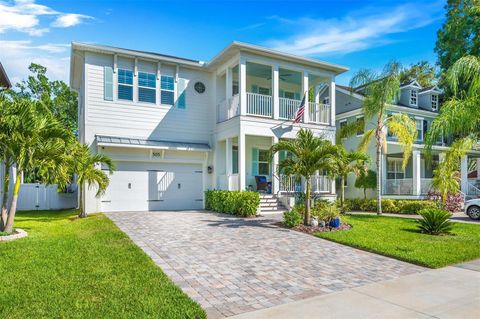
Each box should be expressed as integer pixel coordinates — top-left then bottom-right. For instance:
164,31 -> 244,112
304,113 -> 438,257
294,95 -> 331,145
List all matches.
0,210 -> 206,319
316,215 -> 480,268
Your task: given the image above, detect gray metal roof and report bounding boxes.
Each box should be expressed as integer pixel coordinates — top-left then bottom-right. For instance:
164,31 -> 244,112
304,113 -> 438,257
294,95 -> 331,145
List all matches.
96,135 -> 211,151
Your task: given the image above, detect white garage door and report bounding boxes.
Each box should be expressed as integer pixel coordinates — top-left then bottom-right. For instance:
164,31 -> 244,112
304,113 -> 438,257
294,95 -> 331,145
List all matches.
101,162 -> 204,212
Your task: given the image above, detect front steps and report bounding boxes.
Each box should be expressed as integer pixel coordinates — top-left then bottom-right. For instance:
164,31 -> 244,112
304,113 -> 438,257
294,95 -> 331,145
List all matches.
259,194 -> 287,214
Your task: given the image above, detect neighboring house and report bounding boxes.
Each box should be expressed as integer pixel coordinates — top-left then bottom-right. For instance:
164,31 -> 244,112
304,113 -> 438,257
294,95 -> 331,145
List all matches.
0,62 -> 12,89
332,80 -> 480,199
70,41 -> 347,213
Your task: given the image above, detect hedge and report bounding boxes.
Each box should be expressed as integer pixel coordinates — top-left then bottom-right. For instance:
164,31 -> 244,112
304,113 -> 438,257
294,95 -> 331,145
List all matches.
205,190 -> 260,217
344,198 -> 437,214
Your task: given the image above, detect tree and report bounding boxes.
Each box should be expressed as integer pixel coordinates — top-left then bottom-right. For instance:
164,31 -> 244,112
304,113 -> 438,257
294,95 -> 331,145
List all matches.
15,63 -> 78,132
71,144 -> 115,218
332,146 -> 369,207
0,98 -> 72,233
425,56 -> 480,148
435,0 -> 480,76
355,169 -> 377,199
270,129 -> 337,225
399,61 -> 436,88
339,62 -> 418,214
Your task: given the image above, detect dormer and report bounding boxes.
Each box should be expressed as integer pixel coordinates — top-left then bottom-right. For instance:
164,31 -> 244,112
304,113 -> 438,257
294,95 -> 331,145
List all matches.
399,80 -> 422,108
418,85 -> 442,112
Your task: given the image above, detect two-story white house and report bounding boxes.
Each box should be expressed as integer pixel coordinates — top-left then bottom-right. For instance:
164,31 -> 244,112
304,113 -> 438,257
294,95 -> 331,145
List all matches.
70,42 -> 348,213
333,80 -> 480,199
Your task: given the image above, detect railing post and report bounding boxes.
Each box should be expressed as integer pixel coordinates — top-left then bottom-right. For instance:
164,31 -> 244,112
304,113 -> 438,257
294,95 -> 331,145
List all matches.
412,150 -> 421,196
302,70 -> 309,123
272,65 -> 279,120
239,56 -> 247,116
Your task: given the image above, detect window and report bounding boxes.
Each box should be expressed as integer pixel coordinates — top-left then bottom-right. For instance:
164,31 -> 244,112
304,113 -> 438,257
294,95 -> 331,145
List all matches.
416,119 -> 423,141
258,149 -> 270,175
339,119 -> 347,139
232,81 -> 239,95
161,75 -> 174,105
232,146 -> 238,174
138,72 -> 156,103
283,91 -> 295,99
323,96 -> 330,105
118,69 -> 133,101
386,113 -> 393,137
104,66 -> 113,101
258,87 -> 270,95
431,94 -> 438,111
387,158 -> 404,180
356,116 -> 364,136
410,89 -> 418,106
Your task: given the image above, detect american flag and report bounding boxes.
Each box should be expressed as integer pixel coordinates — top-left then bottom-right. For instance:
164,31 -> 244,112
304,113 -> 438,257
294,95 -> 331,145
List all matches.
293,94 -> 306,124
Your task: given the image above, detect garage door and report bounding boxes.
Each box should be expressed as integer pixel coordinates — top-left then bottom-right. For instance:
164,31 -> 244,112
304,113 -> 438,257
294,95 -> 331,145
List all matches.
101,162 -> 203,212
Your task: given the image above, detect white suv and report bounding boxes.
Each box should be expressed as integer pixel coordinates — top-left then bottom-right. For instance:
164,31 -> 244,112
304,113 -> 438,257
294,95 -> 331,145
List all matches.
464,199 -> 480,220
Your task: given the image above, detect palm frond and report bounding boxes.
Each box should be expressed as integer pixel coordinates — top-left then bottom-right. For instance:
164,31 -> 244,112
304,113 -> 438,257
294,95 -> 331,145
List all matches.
386,113 -> 417,169
357,129 -> 375,153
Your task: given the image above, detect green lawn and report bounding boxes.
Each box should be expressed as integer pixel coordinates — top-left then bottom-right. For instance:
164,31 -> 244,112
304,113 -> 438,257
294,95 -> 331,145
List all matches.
316,215 -> 480,268
0,210 -> 206,319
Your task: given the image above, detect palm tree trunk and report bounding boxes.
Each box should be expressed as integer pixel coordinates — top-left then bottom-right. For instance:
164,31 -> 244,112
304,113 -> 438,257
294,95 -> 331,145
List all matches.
4,171 -> 21,233
376,143 -> 383,215
1,162 -> 10,231
341,176 -> 345,207
363,187 -> 367,200
78,184 -> 86,218
304,177 -> 311,226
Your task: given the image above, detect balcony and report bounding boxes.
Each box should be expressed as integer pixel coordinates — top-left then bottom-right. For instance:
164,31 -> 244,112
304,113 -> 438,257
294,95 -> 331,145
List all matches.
309,102 -> 330,125
246,92 -> 272,117
277,175 -> 331,194
279,97 -> 300,120
217,94 -> 240,123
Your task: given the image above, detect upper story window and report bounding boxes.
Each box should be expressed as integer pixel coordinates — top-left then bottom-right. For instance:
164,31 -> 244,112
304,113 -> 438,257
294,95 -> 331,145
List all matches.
118,69 -> 133,101
431,94 -> 438,111
283,91 -> 295,99
323,97 -> 330,105
138,72 -> 156,104
410,89 -> 418,106
339,119 -> 347,139
258,87 -> 270,95
161,75 -> 174,105
416,119 -> 423,141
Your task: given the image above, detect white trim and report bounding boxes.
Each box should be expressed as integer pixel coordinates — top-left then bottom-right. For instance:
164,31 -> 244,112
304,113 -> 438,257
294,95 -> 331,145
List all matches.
336,86 -> 365,100
97,142 -> 211,152
400,80 -> 421,89
336,103 -> 440,121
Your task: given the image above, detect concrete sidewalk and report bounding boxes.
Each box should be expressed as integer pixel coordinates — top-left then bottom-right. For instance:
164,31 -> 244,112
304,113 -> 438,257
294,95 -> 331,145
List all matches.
230,260 -> 480,319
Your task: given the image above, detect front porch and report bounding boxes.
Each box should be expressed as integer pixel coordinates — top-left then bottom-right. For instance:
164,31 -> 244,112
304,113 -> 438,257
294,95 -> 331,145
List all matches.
215,134 -> 333,195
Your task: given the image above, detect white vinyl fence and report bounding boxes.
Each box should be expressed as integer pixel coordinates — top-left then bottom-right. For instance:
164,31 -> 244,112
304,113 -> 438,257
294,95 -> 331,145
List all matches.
16,184 -> 77,211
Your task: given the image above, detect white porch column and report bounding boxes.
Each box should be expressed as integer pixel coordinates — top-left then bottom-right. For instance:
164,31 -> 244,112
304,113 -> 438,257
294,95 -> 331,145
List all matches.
412,150 -> 421,196
239,56 -> 247,116
272,65 -> 279,120
329,79 -> 336,127
226,67 -> 232,100
477,158 -> 480,181
238,130 -> 246,191
226,138 -> 232,190
272,136 -> 279,194
314,84 -> 320,104
302,70 -> 309,123
461,155 -> 468,194
381,153 -> 387,195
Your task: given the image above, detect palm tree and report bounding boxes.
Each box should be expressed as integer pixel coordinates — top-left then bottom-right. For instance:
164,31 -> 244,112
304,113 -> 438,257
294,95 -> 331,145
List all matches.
71,143 -> 115,218
2,99 -> 71,233
332,146 -> 369,207
338,62 -> 417,214
270,129 -> 337,225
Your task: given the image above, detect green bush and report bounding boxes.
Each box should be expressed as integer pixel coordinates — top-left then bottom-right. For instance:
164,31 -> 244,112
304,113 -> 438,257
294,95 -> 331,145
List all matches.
312,201 -> 340,222
344,198 -> 437,214
417,208 -> 453,235
205,190 -> 260,217
283,209 -> 302,228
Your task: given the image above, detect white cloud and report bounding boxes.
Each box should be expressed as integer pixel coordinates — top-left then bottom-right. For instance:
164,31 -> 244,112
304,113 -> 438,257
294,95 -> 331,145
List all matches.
0,40 -> 70,84
0,0 -> 92,36
51,13 -> 92,28
266,2 -> 443,56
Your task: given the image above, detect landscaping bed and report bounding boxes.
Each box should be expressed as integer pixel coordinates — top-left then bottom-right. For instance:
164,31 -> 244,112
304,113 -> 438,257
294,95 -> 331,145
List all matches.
0,210 -> 206,319
292,223 -> 351,234
316,214 -> 480,268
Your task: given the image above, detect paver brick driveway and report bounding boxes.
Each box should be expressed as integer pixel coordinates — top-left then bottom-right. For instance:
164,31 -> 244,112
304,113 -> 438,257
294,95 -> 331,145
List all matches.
106,211 -> 425,318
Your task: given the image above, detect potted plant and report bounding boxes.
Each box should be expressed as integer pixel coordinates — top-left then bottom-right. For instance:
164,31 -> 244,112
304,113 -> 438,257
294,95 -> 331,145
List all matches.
311,216 -> 319,227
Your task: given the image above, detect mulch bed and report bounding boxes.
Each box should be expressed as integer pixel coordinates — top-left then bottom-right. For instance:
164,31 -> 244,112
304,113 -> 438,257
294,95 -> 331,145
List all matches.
274,222 -> 352,234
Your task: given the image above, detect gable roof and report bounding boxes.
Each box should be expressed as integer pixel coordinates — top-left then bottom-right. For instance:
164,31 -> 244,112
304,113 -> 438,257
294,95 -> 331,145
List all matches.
0,62 -> 11,88
419,85 -> 442,94
400,79 -> 421,89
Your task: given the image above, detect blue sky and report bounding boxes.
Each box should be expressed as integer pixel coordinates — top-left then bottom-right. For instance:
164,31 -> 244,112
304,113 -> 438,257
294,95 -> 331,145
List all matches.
0,0 -> 446,85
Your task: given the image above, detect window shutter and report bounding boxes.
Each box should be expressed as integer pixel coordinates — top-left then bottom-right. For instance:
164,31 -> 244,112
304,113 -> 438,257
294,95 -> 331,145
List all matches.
251,85 -> 258,93
177,78 -> 186,109
104,66 -> 113,101
251,148 -> 259,176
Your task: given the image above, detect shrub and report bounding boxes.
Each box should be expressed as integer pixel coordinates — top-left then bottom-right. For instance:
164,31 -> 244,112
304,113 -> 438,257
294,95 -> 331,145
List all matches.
283,209 -> 302,228
382,199 -> 399,214
427,191 -> 463,213
205,190 -> 260,217
417,208 -> 453,235
312,201 -> 340,222
360,199 -> 377,212
344,198 -> 437,214
398,200 -> 436,214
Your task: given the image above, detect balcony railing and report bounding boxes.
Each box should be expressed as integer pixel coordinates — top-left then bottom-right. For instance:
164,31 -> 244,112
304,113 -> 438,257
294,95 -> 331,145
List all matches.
308,102 -> 330,125
279,97 -> 300,120
217,94 -> 240,123
246,92 -> 272,117
420,178 -> 433,195
384,178 -> 413,195
277,175 -> 331,193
